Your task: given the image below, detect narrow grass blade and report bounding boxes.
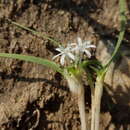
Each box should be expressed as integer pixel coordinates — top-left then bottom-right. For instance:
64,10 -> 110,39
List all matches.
7,19 -> 61,46
0,53 -> 63,74
104,0 -> 127,67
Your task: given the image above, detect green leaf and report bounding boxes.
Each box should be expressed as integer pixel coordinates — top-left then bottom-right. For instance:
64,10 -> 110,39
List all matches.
81,60 -> 103,72
0,53 -> 63,74
7,19 -> 62,46
104,0 -> 127,68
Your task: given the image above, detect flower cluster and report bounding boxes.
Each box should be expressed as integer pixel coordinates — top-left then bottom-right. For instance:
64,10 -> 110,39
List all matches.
53,37 -> 96,65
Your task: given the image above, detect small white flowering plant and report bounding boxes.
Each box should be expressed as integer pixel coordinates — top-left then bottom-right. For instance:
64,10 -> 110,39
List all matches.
0,2 -> 127,129
0,21 -> 99,129
51,37 -> 97,130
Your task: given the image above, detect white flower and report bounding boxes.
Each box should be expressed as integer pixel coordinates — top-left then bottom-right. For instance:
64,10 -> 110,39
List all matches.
52,44 -> 75,65
72,37 -> 96,58
53,37 -> 96,65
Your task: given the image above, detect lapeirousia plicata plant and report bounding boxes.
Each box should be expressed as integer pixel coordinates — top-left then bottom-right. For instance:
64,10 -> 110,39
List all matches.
0,35 -> 97,130
0,0 -> 127,129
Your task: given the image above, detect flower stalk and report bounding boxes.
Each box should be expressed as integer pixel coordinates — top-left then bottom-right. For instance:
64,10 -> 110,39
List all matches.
65,69 -> 87,130
92,74 -> 104,130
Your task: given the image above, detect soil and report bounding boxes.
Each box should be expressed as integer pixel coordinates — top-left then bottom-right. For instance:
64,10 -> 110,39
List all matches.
0,0 -> 130,130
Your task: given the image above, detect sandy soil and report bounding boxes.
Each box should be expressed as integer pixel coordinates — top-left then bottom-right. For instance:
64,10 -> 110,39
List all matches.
0,0 -> 130,130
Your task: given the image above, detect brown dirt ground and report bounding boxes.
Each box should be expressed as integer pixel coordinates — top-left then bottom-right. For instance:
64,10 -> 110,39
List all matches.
0,0 -> 130,130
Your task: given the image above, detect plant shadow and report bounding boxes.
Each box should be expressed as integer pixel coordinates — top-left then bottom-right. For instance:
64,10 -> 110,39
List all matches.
0,71 -> 69,130
0,71 -> 69,92
101,84 -> 130,130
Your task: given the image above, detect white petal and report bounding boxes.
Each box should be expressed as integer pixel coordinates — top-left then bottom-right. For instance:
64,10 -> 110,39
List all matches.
77,37 -> 82,46
60,55 -> 66,65
52,53 -> 62,60
55,48 -> 63,52
67,52 -> 75,60
85,45 -> 96,49
84,50 -> 91,58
